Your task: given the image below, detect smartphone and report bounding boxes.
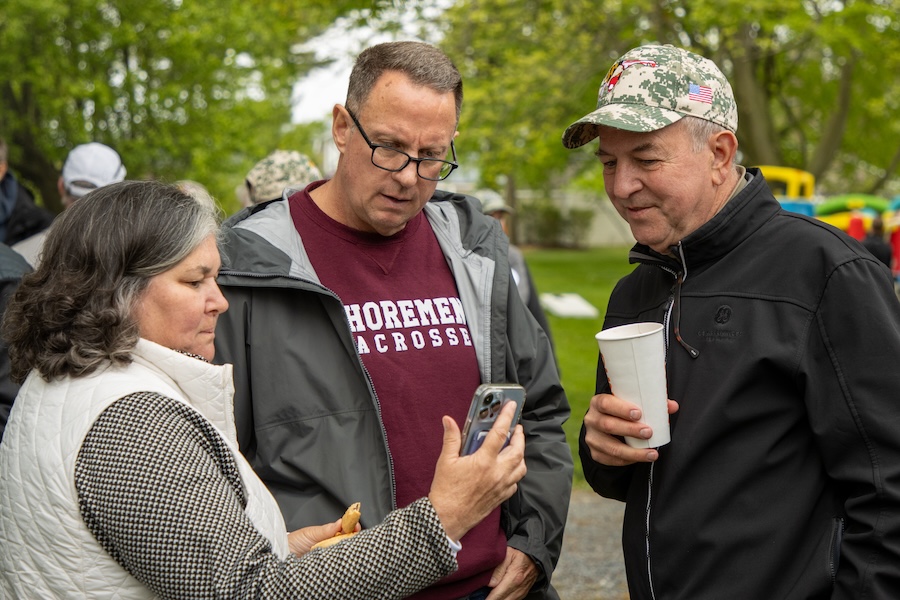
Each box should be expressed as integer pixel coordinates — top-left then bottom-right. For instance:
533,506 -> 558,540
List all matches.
460,383 -> 526,455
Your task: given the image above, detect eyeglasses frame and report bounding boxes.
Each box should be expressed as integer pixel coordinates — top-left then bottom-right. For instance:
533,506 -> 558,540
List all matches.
345,108 -> 458,181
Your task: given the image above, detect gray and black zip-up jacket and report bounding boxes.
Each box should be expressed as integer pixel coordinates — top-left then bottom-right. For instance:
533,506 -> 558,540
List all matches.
580,169 -> 900,599
215,189 -> 573,598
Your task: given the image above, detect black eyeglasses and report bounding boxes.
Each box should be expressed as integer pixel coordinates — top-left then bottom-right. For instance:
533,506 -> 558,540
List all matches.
346,109 -> 458,181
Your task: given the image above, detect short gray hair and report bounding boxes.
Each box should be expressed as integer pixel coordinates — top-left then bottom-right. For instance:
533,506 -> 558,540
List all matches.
346,41 -> 463,123
2,180 -> 220,382
680,116 -> 733,158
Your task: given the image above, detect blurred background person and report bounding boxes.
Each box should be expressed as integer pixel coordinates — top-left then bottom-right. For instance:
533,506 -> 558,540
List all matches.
0,242 -> 31,442
0,179 -> 526,599
176,179 -> 219,212
12,142 -> 126,267
477,188 -> 556,352
58,142 -> 127,209
862,215 -> 892,269
0,137 -> 54,248
240,149 -> 323,208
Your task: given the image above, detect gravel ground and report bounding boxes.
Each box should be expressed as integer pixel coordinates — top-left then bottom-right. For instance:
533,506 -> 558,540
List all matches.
551,488 -> 629,600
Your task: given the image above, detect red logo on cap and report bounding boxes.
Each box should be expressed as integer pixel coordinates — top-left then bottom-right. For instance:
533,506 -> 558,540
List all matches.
601,59 -> 659,97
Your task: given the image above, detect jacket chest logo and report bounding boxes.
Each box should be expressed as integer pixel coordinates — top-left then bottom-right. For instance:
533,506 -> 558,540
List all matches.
697,304 -> 743,343
714,305 -> 732,324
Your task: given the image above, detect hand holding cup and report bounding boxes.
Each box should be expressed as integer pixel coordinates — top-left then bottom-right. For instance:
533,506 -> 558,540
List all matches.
595,322 -> 671,449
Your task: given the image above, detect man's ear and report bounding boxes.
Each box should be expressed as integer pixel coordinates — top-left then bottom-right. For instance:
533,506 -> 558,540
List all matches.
332,105 -> 352,154
710,130 -> 738,185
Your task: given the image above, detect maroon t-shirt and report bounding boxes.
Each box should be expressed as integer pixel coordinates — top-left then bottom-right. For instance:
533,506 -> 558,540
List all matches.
290,186 -> 506,599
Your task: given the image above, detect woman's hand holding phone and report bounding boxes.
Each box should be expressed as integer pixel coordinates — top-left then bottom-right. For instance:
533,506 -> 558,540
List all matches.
427,401 -> 526,543
460,384 -> 526,455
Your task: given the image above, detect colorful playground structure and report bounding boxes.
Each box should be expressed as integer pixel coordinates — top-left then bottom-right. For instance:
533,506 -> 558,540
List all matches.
758,165 -> 900,281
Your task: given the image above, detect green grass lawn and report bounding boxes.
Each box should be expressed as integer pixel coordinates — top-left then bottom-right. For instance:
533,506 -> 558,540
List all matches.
523,246 -> 636,485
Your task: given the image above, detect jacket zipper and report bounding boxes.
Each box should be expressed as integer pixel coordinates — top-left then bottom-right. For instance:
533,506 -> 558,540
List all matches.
219,270 -> 398,510
635,242 -> 699,597
646,461 -> 657,600
647,251 -> 680,600
830,517 -> 844,583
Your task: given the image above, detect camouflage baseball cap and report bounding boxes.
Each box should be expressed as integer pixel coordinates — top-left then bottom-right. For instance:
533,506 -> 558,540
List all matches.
245,150 -> 323,204
562,44 -> 737,149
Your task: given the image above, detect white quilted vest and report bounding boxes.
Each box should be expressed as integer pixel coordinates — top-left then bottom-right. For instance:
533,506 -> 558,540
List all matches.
0,339 -> 290,598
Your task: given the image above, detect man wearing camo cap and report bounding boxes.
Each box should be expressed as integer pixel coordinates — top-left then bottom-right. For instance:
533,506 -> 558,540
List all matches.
571,44 -> 900,599
241,150 -> 323,207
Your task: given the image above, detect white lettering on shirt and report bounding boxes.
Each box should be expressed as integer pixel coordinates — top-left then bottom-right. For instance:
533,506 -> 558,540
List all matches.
415,299 -> 439,326
397,300 -> 419,328
354,327 -> 474,355
345,296 -> 473,357
410,330 -> 426,349
345,304 -> 365,333
363,302 -> 384,331
392,332 -> 408,352
345,296 -> 469,332
374,333 -> 388,353
380,301 -> 402,329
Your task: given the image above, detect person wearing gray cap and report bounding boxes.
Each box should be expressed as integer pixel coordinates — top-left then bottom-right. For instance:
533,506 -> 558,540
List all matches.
478,189 -> 556,359
566,44 -> 900,599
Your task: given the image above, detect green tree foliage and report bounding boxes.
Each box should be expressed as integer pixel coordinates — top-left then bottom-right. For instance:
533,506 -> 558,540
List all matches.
0,0 -> 374,213
440,0 -> 900,196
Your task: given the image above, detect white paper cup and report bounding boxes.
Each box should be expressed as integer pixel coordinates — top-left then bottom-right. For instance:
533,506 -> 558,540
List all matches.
595,322 -> 670,448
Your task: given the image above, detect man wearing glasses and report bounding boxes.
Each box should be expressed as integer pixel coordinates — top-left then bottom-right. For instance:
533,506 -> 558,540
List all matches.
214,41 -> 572,600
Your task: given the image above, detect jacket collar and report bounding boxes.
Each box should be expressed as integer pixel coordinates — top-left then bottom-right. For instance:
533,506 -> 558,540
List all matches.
219,187 -> 496,284
130,339 -> 237,444
628,167 -> 780,274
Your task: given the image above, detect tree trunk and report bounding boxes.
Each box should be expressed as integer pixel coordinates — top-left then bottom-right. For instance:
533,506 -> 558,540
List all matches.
807,53 -> 856,180
867,143 -> 900,196
730,31 -> 781,167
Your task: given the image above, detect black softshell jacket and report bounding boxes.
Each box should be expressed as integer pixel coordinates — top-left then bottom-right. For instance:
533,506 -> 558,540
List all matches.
580,169 -> 900,599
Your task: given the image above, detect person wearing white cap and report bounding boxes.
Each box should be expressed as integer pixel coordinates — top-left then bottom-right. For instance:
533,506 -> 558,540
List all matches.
568,44 -> 900,599
13,142 -> 126,267
58,142 -> 127,209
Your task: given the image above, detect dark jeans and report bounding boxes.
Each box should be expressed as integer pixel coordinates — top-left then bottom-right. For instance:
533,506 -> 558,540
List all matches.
457,586 -> 491,600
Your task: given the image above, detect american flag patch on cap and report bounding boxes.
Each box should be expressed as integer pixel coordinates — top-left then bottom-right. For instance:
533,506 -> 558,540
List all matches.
688,83 -> 713,104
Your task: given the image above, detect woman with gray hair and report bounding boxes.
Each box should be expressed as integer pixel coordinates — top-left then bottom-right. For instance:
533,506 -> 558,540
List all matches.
0,180 -> 526,599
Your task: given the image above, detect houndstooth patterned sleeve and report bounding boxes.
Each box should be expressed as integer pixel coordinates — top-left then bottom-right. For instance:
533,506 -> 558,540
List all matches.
75,392 -> 457,599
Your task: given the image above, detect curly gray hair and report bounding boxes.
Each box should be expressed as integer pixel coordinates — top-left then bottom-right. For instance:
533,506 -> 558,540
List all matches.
2,180 -> 220,382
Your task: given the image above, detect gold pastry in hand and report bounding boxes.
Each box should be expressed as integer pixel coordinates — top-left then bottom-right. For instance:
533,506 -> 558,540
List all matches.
312,502 -> 361,549
340,502 -> 361,534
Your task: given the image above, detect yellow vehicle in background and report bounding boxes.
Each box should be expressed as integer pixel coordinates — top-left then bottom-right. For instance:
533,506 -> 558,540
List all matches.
758,165 -> 816,200
758,165 -> 816,217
